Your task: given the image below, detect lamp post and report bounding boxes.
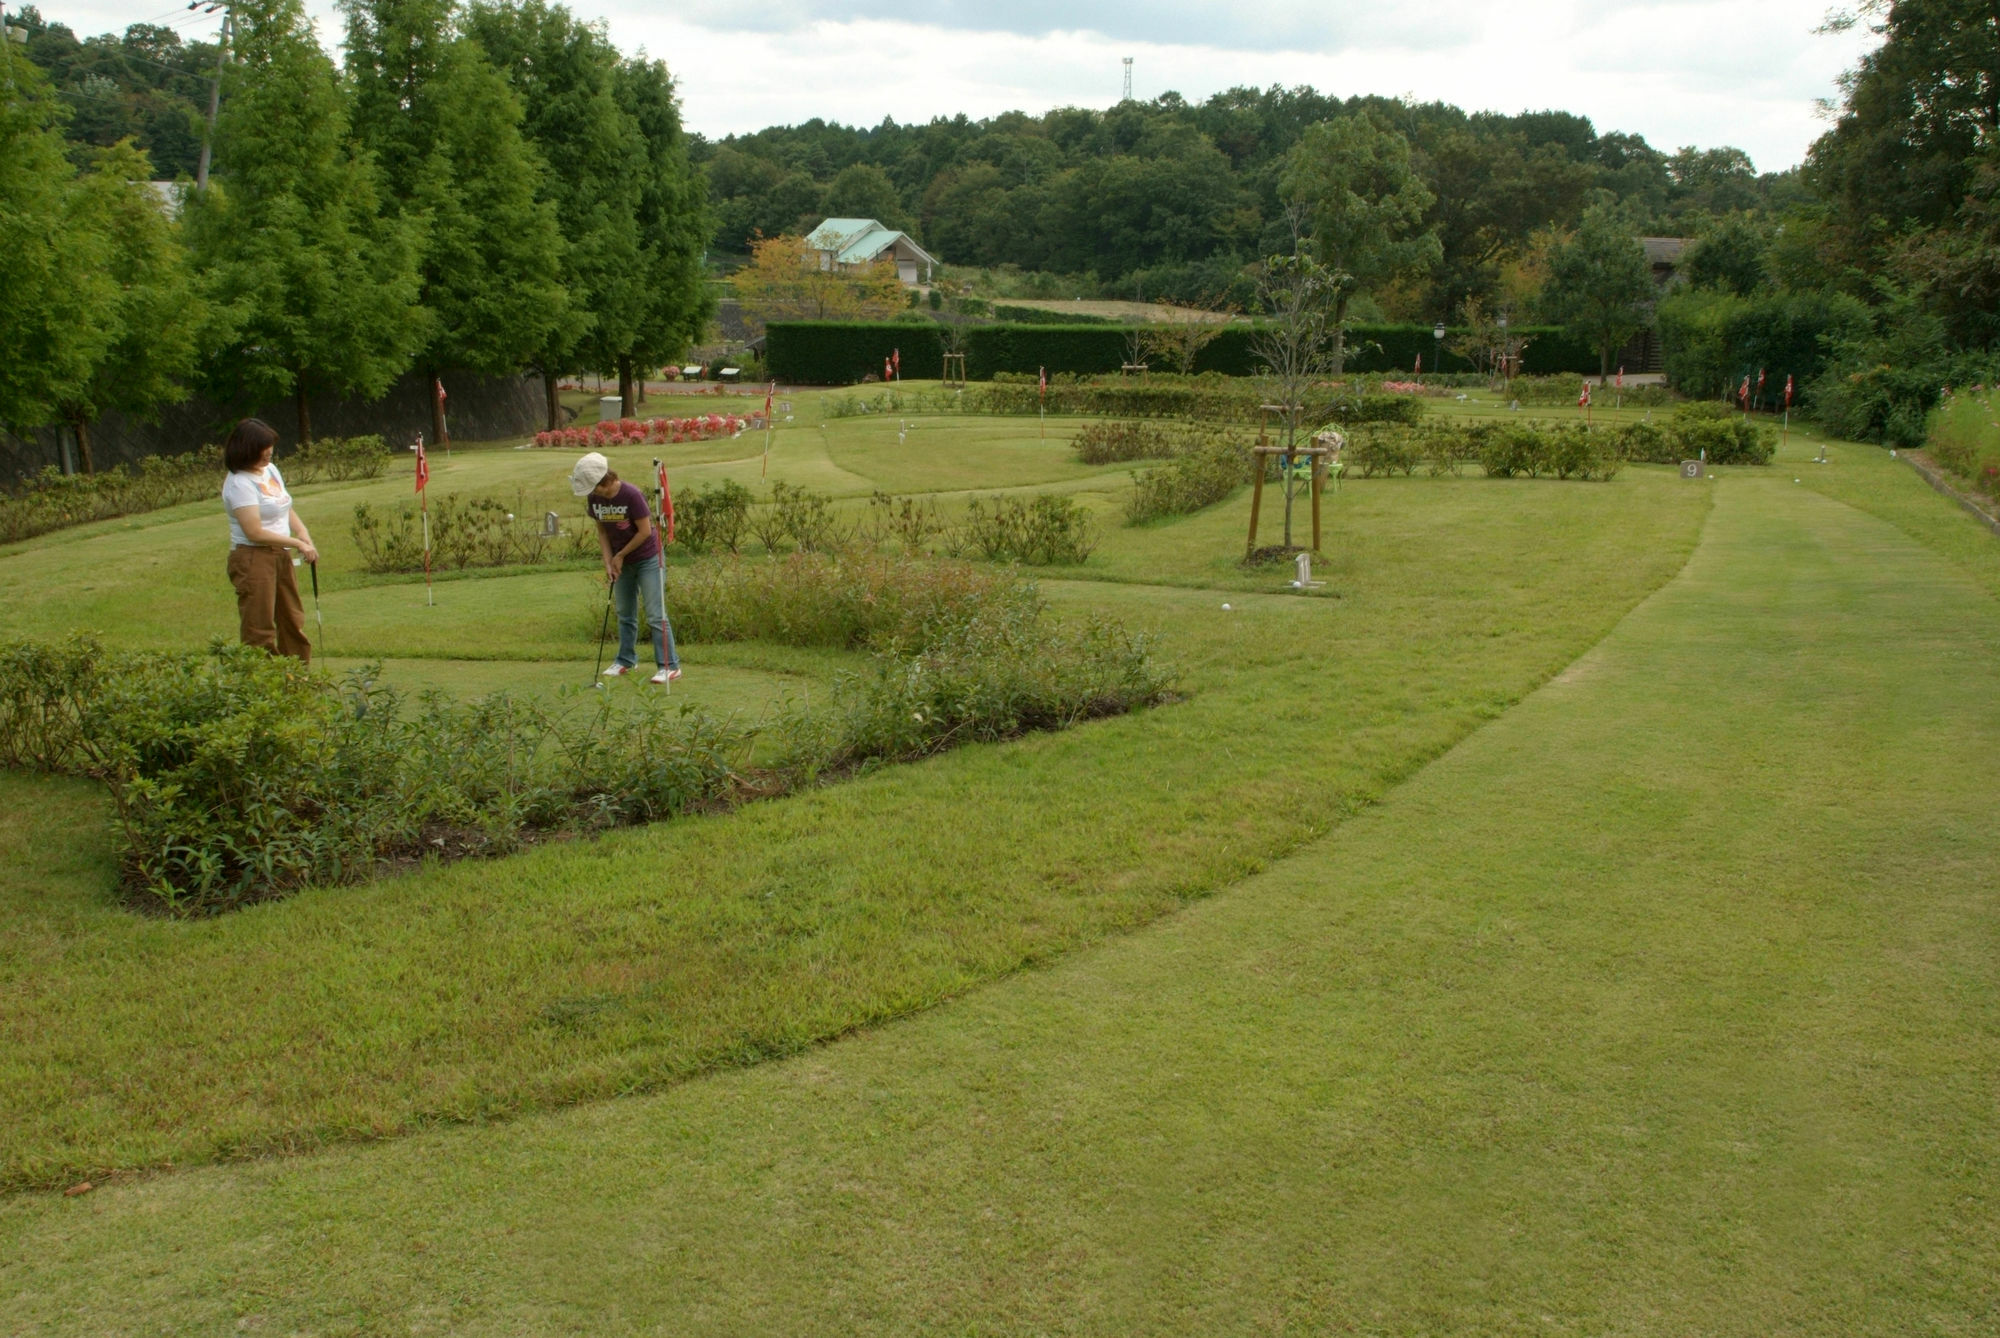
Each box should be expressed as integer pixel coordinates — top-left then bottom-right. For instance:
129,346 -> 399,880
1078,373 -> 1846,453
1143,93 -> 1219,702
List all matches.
1432,320 -> 1445,380
1497,312 -> 1511,397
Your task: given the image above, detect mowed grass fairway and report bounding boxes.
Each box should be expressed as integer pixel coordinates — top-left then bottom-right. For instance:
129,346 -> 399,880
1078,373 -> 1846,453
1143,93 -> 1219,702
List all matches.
3,403 -> 1998,1330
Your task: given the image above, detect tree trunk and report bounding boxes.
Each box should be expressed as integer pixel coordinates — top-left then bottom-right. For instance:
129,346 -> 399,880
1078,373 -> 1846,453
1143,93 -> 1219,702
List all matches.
618,357 -> 635,418
544,370 -> 561,432
295,381 -> 312,446
637,369 -> 646,406
429,369 -> 448,450
67,413 -> 96,474
1330,293 -> 1349,376
1601,343 -> 1611,383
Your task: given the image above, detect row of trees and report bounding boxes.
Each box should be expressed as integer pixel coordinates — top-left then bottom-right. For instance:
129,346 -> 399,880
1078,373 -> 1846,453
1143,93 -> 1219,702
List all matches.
700,88 -> 1780,320
1,0 -> 709,460
1645,0 -> 2000,442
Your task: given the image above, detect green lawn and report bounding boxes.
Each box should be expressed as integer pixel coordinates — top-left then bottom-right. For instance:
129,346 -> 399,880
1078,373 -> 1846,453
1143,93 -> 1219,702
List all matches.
3,401 -> 1995,1329
1,429 -> 1994,1331
0,407 -> 1710,1192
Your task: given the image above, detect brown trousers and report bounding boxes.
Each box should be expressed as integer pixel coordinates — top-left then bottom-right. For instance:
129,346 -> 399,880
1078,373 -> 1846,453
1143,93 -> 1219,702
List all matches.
227,545 -> 312,664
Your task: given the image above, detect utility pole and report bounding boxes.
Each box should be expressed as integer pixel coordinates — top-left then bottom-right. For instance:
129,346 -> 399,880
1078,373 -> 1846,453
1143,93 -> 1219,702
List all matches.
196,2 -> 230,190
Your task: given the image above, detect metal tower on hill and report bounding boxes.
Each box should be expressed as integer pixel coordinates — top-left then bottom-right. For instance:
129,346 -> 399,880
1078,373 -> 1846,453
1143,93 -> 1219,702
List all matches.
1122,57 -> 1133,101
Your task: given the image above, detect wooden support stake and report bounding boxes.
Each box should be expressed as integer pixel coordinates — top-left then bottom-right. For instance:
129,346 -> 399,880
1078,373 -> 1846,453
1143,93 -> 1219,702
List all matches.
1246,464 -> 1266,559
1311,457 -> 1324,553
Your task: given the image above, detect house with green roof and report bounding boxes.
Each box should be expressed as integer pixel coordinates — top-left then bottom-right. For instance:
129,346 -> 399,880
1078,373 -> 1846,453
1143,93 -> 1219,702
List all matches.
806,218 -> 938,287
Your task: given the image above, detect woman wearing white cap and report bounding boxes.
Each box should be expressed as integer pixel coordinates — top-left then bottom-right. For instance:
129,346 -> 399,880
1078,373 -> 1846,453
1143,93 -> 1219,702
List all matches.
570,451 -> 681,684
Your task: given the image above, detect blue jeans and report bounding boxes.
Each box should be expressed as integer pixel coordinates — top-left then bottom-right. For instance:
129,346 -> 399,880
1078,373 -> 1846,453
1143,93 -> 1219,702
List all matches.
613,553 -> 679,670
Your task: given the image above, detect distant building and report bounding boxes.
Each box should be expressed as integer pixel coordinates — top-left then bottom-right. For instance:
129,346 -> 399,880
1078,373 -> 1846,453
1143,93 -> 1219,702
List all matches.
1641,237 -> 1691,288
806,218 -> 938,286
1619,239 -> 1693,375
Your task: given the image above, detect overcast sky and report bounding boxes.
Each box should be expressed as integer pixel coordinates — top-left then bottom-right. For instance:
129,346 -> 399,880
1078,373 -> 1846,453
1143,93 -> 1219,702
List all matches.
75,0 -> 1879,171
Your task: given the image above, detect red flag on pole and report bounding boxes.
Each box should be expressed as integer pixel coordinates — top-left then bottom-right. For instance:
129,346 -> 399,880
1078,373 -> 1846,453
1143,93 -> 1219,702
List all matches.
1738,375 -> 1751,410
884,356 -> 892,382
892,348 -> 901,380
413,434 -> 429,492
1415,351 -> 1422,375
1038,366 -> 1047,400
1617,366 -> 1624,391
1785,374 -> 1794,408
655,457 -> 675,545
764,382 -> 773,422
1578,381 -> 1591,408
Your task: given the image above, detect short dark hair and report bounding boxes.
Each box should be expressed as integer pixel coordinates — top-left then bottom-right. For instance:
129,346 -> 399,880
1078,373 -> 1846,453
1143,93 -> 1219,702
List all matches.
598,470 -> 619,487
222,419 -> 279,473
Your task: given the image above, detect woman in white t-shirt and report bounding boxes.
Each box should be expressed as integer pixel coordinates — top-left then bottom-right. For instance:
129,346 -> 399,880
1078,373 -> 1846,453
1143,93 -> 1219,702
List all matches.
220,418 -> 319,663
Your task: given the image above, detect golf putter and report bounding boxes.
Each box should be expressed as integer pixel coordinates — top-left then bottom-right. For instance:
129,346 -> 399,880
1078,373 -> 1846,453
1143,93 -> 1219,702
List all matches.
590,577 -> 613,688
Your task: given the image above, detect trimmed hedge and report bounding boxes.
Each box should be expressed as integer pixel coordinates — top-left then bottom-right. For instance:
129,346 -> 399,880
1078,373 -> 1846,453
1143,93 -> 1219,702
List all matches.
769,321 -> 1605,384
768,322 -> 948,385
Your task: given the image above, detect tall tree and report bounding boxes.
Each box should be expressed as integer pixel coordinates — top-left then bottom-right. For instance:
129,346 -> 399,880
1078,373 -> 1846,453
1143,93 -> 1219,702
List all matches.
58,143 -> 211,471
1279,111 -> 1441,371
1541,202 -> 1654,380
343,0 -> 569,445
464,0 -> 639,428
613,53 -> 714,414
0,56 -> 116,441
183,0 -> 424,443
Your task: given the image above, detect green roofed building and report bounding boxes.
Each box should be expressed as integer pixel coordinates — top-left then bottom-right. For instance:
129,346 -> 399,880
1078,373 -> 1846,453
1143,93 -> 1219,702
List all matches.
806,218 -> 938,287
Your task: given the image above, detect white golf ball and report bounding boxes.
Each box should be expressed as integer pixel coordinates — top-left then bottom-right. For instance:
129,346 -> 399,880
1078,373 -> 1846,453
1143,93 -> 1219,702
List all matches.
1221,603 -> 1232,610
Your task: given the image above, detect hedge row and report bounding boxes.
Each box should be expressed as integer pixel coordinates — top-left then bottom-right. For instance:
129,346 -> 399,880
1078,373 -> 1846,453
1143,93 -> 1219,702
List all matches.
767,322 -> 1605,385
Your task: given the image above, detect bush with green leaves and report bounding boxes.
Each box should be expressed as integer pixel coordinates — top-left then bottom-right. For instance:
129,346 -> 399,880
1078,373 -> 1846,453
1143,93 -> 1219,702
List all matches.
774,603 -> 1168,778
351,489 -> 590,573
1927,388 -> 2000,498
1127,440 -> 1249,523
668,551 -> 1037,651
748,481 -> 849,554
1475,422 -> 1621,480
963,493 -> 1097,565
1072,420 -> 1175,463
673,479 -> 753,554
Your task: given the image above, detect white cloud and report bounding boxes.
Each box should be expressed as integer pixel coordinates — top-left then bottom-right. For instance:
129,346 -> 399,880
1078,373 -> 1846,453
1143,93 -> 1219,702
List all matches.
48,0 -> 1878,169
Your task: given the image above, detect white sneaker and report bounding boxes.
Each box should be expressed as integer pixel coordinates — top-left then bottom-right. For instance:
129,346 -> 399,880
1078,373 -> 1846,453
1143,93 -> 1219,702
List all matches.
602,664 -> 631,677
649,666 -> 681,685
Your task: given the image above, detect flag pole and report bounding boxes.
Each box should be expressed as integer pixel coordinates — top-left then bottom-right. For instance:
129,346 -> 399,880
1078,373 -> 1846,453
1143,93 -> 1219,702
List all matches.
414,432 -> 433,606
653,456 -> 673,694
761,380 -> 774,478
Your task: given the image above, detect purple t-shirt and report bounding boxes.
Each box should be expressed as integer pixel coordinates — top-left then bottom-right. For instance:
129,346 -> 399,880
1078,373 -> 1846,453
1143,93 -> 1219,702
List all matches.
588,481 -> 660,562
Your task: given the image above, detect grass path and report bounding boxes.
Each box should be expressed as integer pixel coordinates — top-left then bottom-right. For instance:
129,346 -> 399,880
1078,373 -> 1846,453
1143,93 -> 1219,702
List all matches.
5,471 -> 1996,1328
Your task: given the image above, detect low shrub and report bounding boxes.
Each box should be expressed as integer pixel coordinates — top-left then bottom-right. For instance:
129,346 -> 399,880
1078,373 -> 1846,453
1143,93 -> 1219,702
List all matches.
1475,422 -> 1621,480
674,479 -> 754,554
777,605 -> 1168,777
1,437 -> 387,547
1658,403 -> 1776,465
1928,387 -> 2000,498
669,552 -> 1036,651
1072,420 -> 1175,464
748,481 -> 849,554
1347,429 -> 1422,477
281,435 -> 390,485
1127,440 -> 1249,523
963,493 -> 1097,565
351,489 -> 592,573
864,491 -> 952,555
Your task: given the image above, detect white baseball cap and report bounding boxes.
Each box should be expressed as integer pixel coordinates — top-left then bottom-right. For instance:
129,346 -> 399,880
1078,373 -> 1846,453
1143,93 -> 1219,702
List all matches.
569,451 -> 609,496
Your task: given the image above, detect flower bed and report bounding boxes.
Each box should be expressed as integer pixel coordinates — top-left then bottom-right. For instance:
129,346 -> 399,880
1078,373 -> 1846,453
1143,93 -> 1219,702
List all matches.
532,415 -> 748,450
